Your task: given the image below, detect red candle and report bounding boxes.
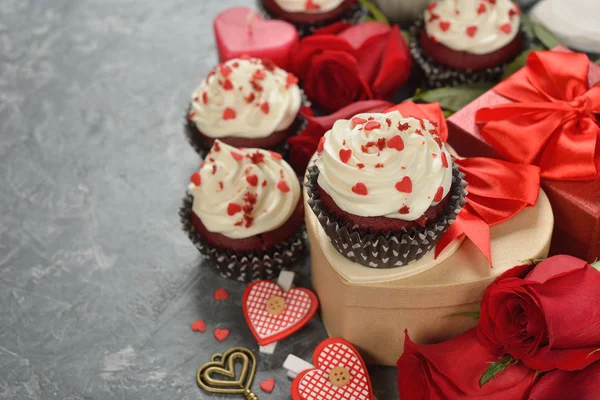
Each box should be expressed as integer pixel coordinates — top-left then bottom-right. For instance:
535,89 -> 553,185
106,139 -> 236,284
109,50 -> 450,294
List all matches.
213,7 -> 299,71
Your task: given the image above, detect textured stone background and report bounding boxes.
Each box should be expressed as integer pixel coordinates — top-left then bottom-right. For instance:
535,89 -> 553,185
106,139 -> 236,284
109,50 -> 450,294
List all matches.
0,0 -> 399,398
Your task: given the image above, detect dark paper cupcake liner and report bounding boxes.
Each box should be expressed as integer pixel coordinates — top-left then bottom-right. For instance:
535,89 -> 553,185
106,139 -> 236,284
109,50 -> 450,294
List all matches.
184,92 -> 309,159
409,19 -> 532,88
257,0 -> 367,37
306,163 -> 467,269
180,194 -> 305,282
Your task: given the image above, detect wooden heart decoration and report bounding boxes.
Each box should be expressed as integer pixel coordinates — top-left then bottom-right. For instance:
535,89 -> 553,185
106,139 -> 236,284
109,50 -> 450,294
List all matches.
213,7 -> 299,71
196,347 -> 257,397
242,280 -> 318,346
291,338 -> 374,400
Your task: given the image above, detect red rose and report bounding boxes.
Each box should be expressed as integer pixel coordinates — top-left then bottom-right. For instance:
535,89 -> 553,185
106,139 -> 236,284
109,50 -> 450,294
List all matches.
478,255 -> 600,371
397,329 -> 537,400
529,361 -> 600,400
287,100 -> 392,175
292,22 -> 411,112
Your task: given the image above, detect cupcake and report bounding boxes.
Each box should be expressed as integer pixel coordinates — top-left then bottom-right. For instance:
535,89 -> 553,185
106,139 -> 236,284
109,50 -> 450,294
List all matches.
185,57 -> 304,157
259,0 -> 365,35
180,140 -> 305,281
410,0 -> 525,88
305,111 -> 466,268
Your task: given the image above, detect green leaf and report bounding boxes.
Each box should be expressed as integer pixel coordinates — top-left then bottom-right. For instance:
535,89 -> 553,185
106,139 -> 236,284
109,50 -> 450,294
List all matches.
502,46 -> 544,80
358,0 -> 389,25
480,357 -> 517,387
447,311 -> 480,319
533,23 -> 561,50
412,83 -> 493,113
591,260 -> 600,271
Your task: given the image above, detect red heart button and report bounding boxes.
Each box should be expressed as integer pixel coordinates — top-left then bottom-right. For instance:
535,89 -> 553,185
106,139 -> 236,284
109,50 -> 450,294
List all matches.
291,338 -> 374,400
242,280 -> 318,346
214,7 -> 299,71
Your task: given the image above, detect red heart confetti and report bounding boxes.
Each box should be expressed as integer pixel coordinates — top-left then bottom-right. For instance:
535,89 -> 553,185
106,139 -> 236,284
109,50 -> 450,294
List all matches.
260,102 -> 270,114
202,92 -> 209,104
434,186 -> 444,202
214,328 -> 230,342
269,150 -> 283,160
227,203 -> 242,216
191,320 -> 206,333
223,107 -> 237,120
339,149 -> 352,164
246,174 -> 259,186
260,378 -> 276,393
500,23 -> 511,34
286,73 -> 299,88
364,121 -> 381,131
352,117 -> 367,125
277,180 -> 290,193
395,177 -> 413,193
190,172 -> 201,186
387,135 -> 404,151
356,163 -> 365,169
466,26 -> 478,37
439,21 -> 450,32
352,182 -> 368,196
397,122 -> 410,131
317,137 -> 325,153
214,288 -> 229,301
398,206 -> 410,214
477,3 -> 486,14
222,79 -> 234,90
305,0 -> 320,10
220,65 -> 233,78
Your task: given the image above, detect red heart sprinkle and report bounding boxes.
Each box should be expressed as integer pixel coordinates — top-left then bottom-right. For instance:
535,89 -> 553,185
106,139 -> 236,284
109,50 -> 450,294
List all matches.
427,2 -> 437,12
277,180 -> 290,193
191,320 -> 206,332
244,92 -> 255,104
190,172 -> 201,186
397,122 -> 410,131
364,121 -> 381,131
339,149 -> 352,163
260,378 -> 275,393
487,0 -> 496,4
509,6 -> 520,18
231,151 -> 243,161
439,21 -> 451,32
227,203 -> 242,216
466,26 -> 478,37
441,152 -> 449,168
434,186 -> 444,202
352,182 -> 368,196
356,163 -> 365,169
223,107 -> 236,120
387,135 -> 404,151
305,0 -> 320,10
395,177 -> 412,193
214,328 -> 230,342
269,150 -> 282,160
214,288 -> 229,300
317,137 -> 325,153
385,118 -> 392,127
500,23 -> 511,34
253,70 -> 266,81
246,174 -> 259,186
352,117 -> 367,125
477,3 -> 486,14
398,205 -> 410,214
260,102 -> 269,114
286,73 -> 298,87
202,92 -> 209,104
220,65 -> 232,78
222,79 -> 233,90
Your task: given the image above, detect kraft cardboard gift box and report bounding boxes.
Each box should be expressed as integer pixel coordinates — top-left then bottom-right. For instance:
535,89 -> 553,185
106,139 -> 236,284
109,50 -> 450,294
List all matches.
447,46 -> 600,263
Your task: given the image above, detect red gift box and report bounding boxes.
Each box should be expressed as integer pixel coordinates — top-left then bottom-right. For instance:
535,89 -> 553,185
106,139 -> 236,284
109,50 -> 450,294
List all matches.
447,46 -> 600,262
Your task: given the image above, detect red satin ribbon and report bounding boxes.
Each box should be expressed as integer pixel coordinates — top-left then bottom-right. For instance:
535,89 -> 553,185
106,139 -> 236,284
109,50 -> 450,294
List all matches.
475,51 -> 600,181
388,102 -> 540,265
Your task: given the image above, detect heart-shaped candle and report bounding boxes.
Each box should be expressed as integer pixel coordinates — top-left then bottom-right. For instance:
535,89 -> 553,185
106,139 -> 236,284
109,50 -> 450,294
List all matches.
242,280 -> 318,346
291,338 -> 374,400
214,7 -> 299,71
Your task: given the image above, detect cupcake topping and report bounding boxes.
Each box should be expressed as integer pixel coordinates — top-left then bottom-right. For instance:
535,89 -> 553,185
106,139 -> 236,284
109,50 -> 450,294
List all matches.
188,140 -> 300,239
190,58 -> 302,139
315,111 -> 453,221
273,0 -> 346,13
425,0 -> 520,55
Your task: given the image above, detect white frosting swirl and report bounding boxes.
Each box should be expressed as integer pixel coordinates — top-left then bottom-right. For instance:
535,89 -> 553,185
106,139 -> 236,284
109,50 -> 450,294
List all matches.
424,0 -> 520,55
188,140 -> 300,239
190,58 -> 302,139
315,111 -> 453,221
274,0 -> 346,13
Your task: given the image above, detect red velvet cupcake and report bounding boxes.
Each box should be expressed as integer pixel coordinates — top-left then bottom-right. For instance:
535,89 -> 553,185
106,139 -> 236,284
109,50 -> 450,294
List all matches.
259,0 -> 364,35
305,111 -> 467,268
185,57 -> 303,157
410,0 -> 525,88
181,140 -> 304,281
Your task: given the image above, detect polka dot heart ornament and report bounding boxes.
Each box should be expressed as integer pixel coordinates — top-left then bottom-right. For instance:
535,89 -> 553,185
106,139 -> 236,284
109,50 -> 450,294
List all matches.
242,271 -> 318,353
287,338 -> 374,400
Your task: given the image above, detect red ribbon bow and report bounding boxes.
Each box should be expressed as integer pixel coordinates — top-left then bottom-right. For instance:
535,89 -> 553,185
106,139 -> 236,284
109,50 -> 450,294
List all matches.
475,51 -> 600,181
388,102 -> 540,265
